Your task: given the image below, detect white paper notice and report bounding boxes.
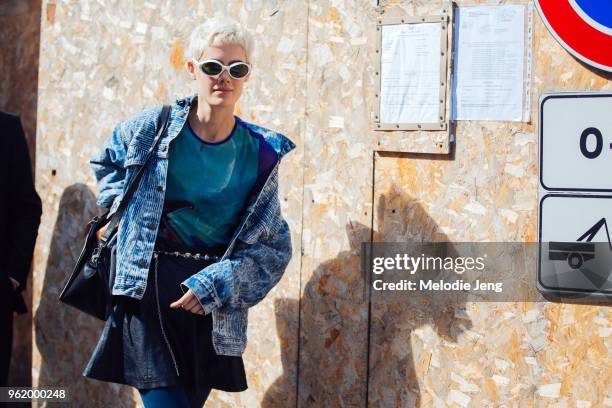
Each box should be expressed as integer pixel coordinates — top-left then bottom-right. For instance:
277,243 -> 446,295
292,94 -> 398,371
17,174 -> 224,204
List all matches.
379,22 -> 442,124
452,5 -> 526,121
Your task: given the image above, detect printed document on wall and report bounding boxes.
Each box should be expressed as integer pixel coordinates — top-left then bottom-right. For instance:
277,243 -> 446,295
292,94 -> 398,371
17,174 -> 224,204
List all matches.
452,5 -> 526,121
379,22 -> 442,124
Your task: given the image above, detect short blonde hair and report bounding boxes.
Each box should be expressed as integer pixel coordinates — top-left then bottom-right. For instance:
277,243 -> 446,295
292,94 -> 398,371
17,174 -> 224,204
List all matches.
186,16 -> 254,63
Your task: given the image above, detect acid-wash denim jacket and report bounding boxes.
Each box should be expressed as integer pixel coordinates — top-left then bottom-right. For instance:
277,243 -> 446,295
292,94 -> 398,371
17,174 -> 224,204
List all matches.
89,95 -> 296,356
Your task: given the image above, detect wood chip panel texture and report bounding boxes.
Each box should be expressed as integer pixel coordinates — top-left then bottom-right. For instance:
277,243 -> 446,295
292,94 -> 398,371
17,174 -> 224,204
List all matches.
31,0 -> 612,407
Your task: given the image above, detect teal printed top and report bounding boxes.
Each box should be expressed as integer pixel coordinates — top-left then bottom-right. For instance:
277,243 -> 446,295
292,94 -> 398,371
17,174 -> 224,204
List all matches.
163,116 -> 259,248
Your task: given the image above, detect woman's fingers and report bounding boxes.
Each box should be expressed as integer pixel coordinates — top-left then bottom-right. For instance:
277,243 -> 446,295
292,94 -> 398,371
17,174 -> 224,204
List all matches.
185,300 -> 204,314
170,290 -> 193,308
170,289 -> 204,315
182,296 -> 199,310
187,303 -> 204,314
184,297 -> 204,314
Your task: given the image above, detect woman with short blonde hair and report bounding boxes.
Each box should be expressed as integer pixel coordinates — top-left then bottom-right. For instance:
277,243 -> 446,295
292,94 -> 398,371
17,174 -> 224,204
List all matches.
82,15 -> 295,407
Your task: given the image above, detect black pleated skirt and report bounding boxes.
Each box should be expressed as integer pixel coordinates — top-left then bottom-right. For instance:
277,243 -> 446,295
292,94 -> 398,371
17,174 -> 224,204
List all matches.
83,239 -> 248,392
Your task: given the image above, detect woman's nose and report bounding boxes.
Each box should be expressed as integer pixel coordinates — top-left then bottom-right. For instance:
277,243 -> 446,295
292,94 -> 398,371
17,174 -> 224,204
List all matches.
219,69 -> 231,81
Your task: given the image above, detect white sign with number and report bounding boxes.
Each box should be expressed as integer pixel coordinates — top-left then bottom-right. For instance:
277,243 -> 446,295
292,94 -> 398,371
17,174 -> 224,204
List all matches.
540,92 -> 612,192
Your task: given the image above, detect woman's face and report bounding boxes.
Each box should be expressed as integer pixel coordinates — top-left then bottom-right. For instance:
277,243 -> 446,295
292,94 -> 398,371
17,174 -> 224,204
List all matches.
187,43 -> 250,110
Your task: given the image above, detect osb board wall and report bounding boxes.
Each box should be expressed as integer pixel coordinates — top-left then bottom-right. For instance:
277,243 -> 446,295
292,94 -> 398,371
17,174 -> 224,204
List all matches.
0,0 -> 41,388
370,157 -> 610,406
33,1 -> 305,407
299,1 -> 611,408
32,1 -> 612,408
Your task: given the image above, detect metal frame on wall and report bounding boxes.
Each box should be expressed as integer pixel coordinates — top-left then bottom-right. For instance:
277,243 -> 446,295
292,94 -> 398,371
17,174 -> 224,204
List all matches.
374,11 -> 450,132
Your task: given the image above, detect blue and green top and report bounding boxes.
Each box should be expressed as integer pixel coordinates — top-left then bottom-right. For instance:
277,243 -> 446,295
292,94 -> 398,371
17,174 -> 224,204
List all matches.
161,115 -> 277,248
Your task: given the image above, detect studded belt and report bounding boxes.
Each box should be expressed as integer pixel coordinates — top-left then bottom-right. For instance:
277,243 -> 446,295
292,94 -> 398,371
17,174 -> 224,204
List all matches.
154,250 -> 220,262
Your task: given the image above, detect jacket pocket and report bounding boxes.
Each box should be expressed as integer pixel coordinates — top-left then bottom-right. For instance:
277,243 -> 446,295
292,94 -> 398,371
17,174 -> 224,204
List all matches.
124,143 -> 149,167
124,136 -> 168,166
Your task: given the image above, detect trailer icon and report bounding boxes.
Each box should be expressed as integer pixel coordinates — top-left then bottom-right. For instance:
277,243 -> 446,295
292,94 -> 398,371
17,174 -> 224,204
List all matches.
548,218 -> 612,269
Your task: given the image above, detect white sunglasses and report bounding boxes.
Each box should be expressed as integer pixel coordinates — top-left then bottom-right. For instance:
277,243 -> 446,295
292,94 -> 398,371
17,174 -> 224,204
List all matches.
191,58 -> 251,80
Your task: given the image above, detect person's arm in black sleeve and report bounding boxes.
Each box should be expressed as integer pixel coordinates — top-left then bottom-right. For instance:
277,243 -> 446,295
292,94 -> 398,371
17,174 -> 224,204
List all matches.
6,114 -> 42,291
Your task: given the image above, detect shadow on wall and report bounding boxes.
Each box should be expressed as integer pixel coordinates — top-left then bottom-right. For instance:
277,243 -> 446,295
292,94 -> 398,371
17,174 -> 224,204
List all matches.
262,185 -> 473,407
34,184 -> 135,407
575,58 -> 612,81
367,184 -> 473,407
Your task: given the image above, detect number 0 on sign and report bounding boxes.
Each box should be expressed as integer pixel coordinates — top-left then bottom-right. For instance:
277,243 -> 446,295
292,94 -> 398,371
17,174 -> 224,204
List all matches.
540,92 -> 612,192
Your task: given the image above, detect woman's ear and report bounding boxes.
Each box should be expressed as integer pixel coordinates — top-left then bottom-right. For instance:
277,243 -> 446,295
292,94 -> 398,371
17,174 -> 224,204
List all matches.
186,60 -> 196,80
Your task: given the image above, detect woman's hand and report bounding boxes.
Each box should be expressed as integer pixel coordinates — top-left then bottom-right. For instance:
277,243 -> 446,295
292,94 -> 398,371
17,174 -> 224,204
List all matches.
170,289 -> 205,315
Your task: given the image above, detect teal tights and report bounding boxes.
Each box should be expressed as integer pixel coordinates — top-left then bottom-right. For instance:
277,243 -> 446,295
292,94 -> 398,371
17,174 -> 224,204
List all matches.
138,385 -> 212,408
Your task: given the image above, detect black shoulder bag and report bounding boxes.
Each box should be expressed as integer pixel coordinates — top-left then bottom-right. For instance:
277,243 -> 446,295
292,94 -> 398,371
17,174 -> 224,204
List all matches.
59,105 -> 172,320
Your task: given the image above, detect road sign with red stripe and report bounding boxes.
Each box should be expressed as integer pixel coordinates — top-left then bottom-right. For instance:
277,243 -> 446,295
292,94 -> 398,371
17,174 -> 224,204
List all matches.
535,0 -> 612,72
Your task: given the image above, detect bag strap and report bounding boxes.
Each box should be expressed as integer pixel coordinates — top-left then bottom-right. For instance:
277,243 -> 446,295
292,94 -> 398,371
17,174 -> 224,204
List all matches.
100,104 -> 172,244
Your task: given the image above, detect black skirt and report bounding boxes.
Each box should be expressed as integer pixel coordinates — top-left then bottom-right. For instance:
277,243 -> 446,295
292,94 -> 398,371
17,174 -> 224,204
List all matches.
83,239 -> 248,392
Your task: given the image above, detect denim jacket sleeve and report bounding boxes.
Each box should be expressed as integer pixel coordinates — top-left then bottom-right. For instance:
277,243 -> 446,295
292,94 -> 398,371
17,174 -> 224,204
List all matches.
180,166 -> 293,312
89,121 -> 128,213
